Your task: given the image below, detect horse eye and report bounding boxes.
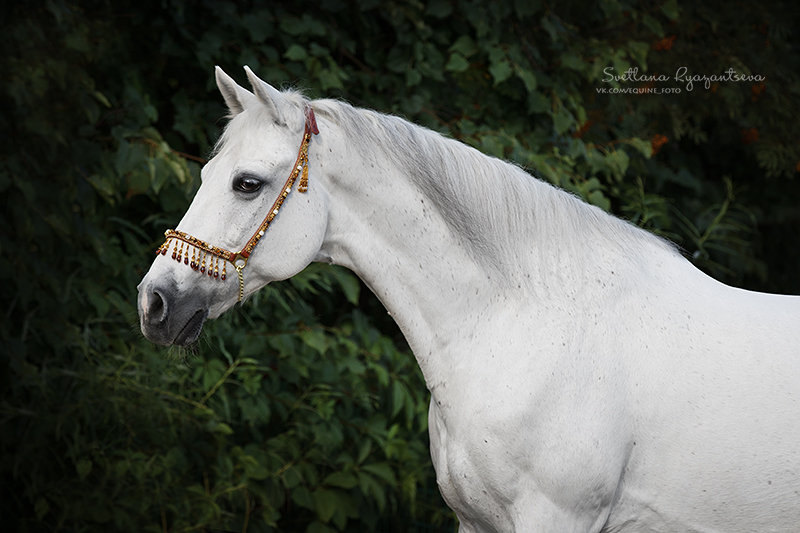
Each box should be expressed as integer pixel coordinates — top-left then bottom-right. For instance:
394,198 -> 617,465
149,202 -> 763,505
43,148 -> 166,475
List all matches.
233,175 -> 263,194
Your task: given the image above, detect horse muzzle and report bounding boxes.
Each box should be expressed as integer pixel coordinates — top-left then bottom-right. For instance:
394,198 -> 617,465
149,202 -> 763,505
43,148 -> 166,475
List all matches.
138,277 -> 209,346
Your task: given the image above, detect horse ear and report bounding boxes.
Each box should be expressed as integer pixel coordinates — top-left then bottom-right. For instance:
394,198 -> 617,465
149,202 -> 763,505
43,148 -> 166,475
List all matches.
243,65 -> 286,126
215,66 -> 256,116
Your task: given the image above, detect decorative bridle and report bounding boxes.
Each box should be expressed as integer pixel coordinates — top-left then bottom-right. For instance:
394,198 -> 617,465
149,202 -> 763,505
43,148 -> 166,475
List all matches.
155,105 -> 320,302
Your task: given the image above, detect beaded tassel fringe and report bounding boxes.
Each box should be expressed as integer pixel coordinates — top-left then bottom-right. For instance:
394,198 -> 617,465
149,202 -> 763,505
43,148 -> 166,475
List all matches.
156,238 -> 227,281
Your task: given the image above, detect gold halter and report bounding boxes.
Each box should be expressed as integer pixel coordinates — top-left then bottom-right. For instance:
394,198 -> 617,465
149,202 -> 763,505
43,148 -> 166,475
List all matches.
155,106 -> 320,302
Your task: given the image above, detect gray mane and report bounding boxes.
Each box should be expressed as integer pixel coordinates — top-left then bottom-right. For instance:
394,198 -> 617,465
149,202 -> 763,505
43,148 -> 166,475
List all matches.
309,98 -> 675,279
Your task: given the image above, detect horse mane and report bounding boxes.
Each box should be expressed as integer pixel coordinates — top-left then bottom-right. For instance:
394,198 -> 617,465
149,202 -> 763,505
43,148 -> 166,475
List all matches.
313,98 -> 678,278
219,90 -> 678,285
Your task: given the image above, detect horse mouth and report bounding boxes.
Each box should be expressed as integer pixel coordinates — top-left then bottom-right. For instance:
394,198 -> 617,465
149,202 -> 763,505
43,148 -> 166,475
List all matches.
174,309 -> 208,345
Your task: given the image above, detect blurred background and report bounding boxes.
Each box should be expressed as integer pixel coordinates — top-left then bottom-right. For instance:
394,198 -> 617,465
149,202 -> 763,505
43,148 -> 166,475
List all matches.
2,0 -> 798,531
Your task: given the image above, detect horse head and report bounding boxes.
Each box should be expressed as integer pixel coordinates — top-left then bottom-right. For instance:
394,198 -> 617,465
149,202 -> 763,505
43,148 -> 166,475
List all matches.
137,67 -> 328,345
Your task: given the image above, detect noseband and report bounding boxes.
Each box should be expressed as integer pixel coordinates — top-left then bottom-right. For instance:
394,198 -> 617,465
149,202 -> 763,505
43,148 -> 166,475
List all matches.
155,105 -> 320,302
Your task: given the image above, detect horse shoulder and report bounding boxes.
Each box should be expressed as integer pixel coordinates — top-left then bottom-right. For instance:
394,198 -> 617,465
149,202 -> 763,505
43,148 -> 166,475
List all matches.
427,304 -> 635,531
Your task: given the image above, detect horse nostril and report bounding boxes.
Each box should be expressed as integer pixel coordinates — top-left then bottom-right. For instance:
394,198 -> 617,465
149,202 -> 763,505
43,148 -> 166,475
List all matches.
146,288 -> 168,324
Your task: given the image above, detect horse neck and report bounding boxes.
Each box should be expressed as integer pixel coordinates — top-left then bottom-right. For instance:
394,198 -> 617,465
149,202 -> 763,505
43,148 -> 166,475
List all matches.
313,109 -> 499,373
311,102 -> 673,383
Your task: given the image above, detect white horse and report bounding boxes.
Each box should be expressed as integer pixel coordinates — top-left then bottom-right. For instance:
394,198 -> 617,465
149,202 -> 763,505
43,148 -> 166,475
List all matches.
138,66 -> 800,532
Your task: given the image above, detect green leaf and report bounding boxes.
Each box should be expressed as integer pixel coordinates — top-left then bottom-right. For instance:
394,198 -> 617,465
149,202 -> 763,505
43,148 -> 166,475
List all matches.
283,466 -> 304,489
661,0 -> 680,20
605,149 -> 630,179
331,267 -> 360,305
553,106 -> 574,135
514,0 -> 543,17
489,59 -> 513,85
34,498 -> 49,521
587,190 -> 611,211
515,66 -> 537,92
324,471 -> 359,489
405,69 -> 422,87
291,486 -> 314,510
127,169 -> 150,196
445,52 -> 470,73
86,173 -> 116,201
207,420 -> 233,435
313,489 -> 340,523
626,138 -> 653,158
391,380 -> 409,418
300,328 -> 330,354
280,16 -> 312,36
285,44 -> 307,61
560,51 -> 584,71
92,90 -> 111,108
642,15 -> 664,36
626,41 -> 649,69
449,35 -> 477,57
86,286 -> 110,317
318,68 -> 345,90
307,521 -> 337,533
362,462 -> 396,485
357,439 -> 372,465
358,471 -> 386,510
425,0 -> 453,18
76,458 -> 92,480
527,90 -> 549,113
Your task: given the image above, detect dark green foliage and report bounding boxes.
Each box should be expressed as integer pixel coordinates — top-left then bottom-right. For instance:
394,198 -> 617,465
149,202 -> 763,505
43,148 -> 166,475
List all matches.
1,0 -> 798,531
